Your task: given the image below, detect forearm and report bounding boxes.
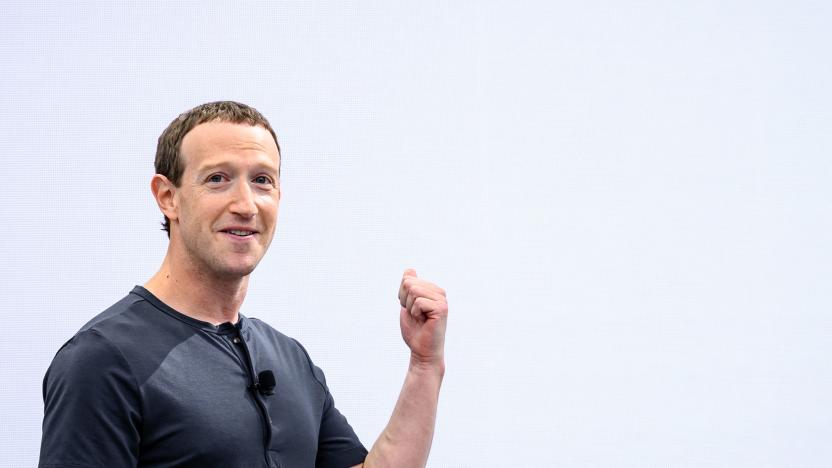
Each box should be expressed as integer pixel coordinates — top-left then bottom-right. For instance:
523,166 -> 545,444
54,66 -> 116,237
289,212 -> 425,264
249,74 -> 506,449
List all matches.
362,357 -> 445,468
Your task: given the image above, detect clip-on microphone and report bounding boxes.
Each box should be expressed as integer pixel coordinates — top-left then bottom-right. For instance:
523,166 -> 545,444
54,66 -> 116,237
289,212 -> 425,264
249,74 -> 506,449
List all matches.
253,370 -> 276,396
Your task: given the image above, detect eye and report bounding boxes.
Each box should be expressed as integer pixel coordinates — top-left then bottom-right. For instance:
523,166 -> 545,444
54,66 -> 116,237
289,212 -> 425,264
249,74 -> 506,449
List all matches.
206,174 -> 226,184
253,175 -> 273,185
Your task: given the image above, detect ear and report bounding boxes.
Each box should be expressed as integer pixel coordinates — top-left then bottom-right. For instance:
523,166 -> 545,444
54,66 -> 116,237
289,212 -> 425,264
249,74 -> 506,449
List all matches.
150,174 -> 178,223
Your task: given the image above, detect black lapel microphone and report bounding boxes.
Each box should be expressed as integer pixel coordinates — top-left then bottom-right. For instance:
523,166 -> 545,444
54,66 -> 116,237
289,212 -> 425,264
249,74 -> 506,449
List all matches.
255,370 -> 276,396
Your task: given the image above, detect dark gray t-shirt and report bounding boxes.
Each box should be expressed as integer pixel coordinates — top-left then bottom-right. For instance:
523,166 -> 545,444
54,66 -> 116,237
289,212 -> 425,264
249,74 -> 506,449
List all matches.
39,286 -> 367,468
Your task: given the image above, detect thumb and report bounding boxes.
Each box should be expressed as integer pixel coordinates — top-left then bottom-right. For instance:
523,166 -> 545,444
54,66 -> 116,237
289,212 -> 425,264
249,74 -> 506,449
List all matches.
403,268 -> 418,278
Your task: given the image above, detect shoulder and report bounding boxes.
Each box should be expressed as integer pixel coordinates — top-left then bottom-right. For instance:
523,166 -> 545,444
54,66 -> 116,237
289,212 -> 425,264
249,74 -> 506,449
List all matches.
47,288 -> 198,391
51,328 -> 128,369
245,317 -> 312,360
244,317 -> 328,387
44,328 -> 139,403
79,290 -> 146,332
72,289 -> 161,356
48,289 -> 148,382
44,290 -> 146,395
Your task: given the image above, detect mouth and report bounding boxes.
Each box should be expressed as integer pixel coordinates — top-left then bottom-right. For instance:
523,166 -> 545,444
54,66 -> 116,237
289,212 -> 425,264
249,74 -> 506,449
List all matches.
220,229 -> 258,238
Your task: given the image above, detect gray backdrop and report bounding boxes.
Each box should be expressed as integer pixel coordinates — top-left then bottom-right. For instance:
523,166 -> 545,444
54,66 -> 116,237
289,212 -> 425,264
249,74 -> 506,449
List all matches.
1,2 -> 830,467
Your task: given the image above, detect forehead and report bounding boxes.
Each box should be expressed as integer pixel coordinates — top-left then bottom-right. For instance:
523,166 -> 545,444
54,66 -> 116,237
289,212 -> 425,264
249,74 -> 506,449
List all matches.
180,121 -> 280,170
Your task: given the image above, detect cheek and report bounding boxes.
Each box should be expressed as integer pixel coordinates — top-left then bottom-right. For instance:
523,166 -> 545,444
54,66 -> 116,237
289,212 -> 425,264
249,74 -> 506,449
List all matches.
259,195 -> 280,219
180,195 -> 222,229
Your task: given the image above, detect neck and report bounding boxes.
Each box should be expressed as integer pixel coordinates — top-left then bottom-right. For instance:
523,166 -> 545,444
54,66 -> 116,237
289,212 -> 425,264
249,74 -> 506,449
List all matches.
144,241 -> 249,326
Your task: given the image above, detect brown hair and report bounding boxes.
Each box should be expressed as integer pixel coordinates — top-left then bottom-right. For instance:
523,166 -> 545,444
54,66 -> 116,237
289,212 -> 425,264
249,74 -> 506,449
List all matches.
155,101 -> 281,237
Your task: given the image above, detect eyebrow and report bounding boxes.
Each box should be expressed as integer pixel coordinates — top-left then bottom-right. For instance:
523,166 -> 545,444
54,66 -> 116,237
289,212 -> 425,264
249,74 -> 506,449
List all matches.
196,161 -> 279,175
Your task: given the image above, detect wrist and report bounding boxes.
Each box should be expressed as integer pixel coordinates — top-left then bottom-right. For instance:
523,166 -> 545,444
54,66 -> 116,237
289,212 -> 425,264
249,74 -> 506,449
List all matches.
408,355 -> 445,378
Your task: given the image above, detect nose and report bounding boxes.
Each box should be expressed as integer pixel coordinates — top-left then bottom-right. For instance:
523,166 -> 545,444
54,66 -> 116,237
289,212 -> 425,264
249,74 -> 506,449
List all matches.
229,180 -> 258,218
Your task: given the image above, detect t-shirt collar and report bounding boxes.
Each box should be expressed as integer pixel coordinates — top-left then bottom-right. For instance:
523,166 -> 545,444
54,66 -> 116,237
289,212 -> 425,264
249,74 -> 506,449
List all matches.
130,285 -> 247,335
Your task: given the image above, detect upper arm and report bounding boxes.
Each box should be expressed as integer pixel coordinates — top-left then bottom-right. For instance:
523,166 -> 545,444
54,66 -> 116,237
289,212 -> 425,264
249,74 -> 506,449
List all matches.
39,330 -> 141,468
290,339 -> 368,468
315,384 -> 368,467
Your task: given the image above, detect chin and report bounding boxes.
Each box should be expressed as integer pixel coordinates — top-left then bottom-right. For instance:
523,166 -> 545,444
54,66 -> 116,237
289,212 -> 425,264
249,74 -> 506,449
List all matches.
226,263 -> 259,278
210,258 -> 261,279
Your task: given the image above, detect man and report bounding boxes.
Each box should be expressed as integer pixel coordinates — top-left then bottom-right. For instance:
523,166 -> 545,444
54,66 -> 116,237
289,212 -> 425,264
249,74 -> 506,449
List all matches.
39,101 -> 448,468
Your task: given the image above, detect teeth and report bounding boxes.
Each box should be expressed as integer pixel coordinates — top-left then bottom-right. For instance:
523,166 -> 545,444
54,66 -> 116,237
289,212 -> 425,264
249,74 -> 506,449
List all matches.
228,230 -> 253,236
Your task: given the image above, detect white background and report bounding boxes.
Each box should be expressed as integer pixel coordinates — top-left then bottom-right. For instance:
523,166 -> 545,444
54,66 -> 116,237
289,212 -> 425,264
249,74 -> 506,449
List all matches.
1,2 -> 830,467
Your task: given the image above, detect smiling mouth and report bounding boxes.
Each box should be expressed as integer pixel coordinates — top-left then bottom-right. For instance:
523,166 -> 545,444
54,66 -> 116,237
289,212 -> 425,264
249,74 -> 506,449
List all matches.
222,229 -> 257,237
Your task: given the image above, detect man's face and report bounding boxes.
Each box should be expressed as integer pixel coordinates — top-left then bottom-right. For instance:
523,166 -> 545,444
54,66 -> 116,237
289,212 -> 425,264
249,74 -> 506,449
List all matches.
170,121 -> 281,279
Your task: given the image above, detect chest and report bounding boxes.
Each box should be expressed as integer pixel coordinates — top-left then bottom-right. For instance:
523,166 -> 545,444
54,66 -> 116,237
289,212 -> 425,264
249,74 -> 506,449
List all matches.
136,333 -> 325,467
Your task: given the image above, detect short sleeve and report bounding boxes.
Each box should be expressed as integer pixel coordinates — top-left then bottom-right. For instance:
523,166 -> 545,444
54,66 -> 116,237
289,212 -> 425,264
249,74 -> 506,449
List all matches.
291,339 -> 368,468
314,372 -> 369,468
39,329 -> 141,468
